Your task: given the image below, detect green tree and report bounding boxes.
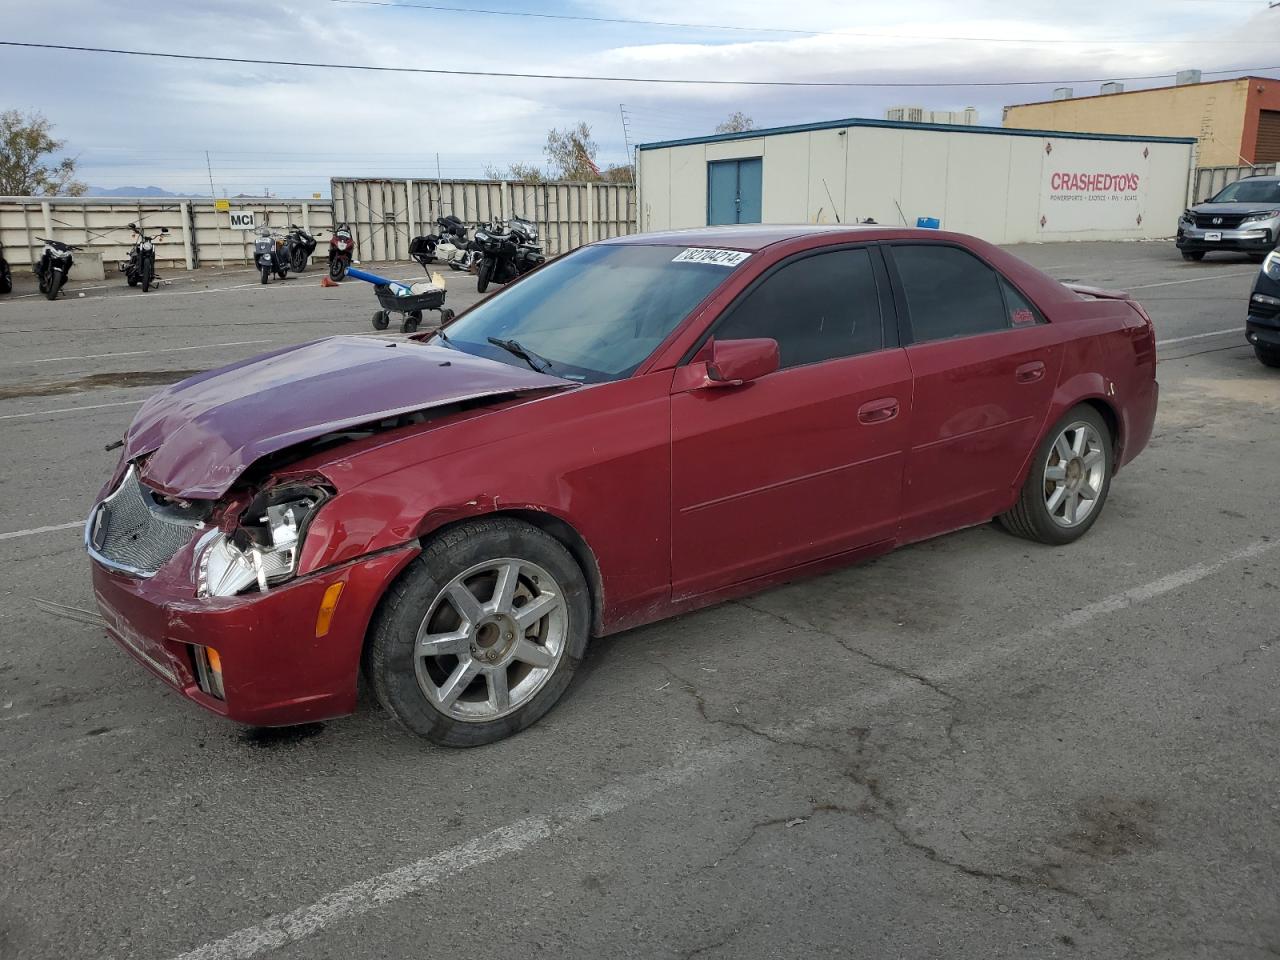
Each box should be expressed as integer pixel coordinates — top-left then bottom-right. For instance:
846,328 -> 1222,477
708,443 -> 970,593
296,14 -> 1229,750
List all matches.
715,111 -> 754,134
483,161 -> 549,183
0,110 -> 86,196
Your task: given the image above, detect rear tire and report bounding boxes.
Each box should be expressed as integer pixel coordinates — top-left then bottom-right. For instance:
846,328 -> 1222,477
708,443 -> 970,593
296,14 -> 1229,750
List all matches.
476,257 -> 495,293
998,405 -> 1113,546
366,518 -> 590,746
0,260 -> 10,295
1182,251 -> 1205,262
400,311 -> 421,334
372,310 -> 390,330
1256,344 -> 1280,368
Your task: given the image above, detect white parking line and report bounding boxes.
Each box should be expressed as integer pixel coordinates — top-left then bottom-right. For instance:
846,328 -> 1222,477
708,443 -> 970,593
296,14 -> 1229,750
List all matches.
1155,328 -> 1241,347
29,339 -> 274,364
0,398 -> 144,422
0,520 -> 83,542
1130,271 -> 1257,290
165,536 -> 1280,960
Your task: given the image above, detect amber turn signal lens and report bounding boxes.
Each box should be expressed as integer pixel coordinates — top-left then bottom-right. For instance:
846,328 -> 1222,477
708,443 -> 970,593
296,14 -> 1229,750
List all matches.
205,647 -> 222,674
315,582 -> 345,638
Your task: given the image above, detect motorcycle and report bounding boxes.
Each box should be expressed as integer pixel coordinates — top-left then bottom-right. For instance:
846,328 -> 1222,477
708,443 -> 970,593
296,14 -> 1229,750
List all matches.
121,223 -> 169,292
0,241 -> 10,295
327,223 -> 355,281
284,223 -> 317,273
471,217 -> 545,293
35,237 -> 82,301
409,215 -> 473,271
253,227 -> 290,285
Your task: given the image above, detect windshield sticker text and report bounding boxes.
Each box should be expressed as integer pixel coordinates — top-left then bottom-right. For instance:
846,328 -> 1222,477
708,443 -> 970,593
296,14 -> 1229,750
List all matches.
672,248 -> 751,267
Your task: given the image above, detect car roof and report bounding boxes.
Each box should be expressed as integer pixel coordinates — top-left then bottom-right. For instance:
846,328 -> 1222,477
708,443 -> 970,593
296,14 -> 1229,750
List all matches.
600,224 -> 952,252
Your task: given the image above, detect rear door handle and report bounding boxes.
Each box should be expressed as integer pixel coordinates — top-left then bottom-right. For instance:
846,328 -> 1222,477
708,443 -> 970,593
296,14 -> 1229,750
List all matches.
858,397 -> 899,424
1015,361 -> 1046,384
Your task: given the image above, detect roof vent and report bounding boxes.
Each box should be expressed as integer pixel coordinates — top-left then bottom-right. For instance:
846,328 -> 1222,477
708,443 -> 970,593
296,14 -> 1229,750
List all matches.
1053,87 -> 1073,100
1101,81 -> 1124,95
1176,69 -> 1202,86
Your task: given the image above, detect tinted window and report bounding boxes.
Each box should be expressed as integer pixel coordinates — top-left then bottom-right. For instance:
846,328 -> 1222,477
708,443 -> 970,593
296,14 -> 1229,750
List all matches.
892,245 -> 1007,343
1002,279 -> 1046,327
712,248 -> 884,369
435,244 -> 736,382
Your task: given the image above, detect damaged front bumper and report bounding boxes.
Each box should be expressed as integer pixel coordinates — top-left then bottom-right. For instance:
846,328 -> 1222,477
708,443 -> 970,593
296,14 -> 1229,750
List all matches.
89,541 -> 419,726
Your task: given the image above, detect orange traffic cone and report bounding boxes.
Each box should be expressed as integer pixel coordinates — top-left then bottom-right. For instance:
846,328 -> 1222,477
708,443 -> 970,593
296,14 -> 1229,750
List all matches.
320,275 -> 339,288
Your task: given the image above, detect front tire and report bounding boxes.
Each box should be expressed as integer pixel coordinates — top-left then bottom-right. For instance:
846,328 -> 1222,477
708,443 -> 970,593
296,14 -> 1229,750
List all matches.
329,257 -> 348,282
476,256 -> 495,293
999,405 -> 1113,545
1182,251 -> 1205,262
291,250 -> 308,272
366,518 -> 590,747
261,266 -> 270,285
141,258 -> 154,293
0,260 -> 10,294
1256,344 -> 1280,368
46,268 -> 62,300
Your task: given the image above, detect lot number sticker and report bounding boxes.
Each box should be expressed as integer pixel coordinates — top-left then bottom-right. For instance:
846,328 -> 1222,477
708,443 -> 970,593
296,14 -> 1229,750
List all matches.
229,211 -> 257,230
672,248 -> 751,267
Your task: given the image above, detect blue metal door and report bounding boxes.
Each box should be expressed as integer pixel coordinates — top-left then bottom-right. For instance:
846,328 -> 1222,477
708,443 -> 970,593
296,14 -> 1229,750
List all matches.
707,158 -> 763,225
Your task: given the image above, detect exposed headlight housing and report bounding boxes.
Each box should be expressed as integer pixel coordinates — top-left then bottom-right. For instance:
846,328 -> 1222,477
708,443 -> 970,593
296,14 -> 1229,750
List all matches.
1242,210 -> 1280,224
1263,249 -> 1280,281
196,484 -> 329,598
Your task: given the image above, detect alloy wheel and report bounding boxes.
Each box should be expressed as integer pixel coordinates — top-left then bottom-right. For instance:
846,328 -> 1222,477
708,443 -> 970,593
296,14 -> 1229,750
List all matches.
414,558 -> 567,722
1043,420 -> 1107,527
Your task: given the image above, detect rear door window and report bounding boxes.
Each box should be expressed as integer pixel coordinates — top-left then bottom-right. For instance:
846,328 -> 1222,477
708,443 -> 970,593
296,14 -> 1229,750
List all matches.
890,244 -> 1009,343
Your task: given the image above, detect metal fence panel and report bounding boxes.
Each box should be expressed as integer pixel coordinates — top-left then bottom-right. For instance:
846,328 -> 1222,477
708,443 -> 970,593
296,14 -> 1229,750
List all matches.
1193,164 -> 1279,202
331,177 -> 637,258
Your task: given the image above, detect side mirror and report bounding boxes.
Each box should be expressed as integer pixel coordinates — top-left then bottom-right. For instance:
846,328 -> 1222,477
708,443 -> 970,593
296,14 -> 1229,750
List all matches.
127,222 -> 137,230
703,337 -> 779,387
160,227 -> 170,234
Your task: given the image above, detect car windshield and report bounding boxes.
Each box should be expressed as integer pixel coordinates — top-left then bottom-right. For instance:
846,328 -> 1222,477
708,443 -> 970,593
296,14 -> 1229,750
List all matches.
1209,180 -> 1280,203
432,243 -> 741,382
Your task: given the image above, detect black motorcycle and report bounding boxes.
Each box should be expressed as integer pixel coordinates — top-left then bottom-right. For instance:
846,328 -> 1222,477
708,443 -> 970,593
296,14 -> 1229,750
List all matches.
0,241 -> 10,295
253,228 -> 289,285
35,237 -> 82,301
472,217 -> 545,293
122,223 -> 169,292
284,224 -> 317,273
328,223 -> 355,281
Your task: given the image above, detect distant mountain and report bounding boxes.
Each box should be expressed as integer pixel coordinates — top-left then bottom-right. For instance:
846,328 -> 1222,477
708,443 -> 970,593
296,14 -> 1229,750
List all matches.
85,185 -> 201,198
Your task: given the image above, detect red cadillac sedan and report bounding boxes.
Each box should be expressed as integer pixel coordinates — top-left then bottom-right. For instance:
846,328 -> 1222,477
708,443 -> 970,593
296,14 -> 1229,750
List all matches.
86,226 -> 1158,746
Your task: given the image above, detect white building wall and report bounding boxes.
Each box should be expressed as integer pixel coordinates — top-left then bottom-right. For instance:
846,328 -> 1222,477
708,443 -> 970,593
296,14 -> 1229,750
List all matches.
638,123 -> 1194,243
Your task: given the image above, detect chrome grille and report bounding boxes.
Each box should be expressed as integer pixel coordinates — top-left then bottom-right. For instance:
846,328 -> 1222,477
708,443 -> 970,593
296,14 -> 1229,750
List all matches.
87,467 -> 199,577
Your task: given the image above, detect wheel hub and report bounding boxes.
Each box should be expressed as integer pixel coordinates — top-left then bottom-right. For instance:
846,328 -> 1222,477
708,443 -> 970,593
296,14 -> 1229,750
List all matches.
471,615 -> 517,664
1065,457 -> 1084,486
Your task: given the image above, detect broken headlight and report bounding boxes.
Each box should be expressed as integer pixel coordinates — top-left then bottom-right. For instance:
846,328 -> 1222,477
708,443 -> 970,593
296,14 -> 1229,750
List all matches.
196,484 -> 329,598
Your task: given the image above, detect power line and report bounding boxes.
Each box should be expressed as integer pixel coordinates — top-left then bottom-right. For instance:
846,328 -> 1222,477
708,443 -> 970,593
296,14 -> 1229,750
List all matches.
327,0 -> 1273,44
4,41 -> 1280,88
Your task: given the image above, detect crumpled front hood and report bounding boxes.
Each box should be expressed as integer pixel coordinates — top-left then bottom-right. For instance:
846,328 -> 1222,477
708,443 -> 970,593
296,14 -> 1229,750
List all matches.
124,336 -> 572,499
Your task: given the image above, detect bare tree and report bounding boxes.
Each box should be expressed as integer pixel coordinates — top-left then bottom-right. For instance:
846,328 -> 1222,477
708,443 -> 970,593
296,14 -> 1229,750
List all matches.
715,111 -> 754,134
483,162 -> 549,183
0,110 -> 86,196
545,122 -> 602,181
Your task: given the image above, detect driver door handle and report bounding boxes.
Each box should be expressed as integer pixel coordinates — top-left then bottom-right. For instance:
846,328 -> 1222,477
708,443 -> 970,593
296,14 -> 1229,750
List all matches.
858,397 -> 900,424
1015,361 -> 1046,384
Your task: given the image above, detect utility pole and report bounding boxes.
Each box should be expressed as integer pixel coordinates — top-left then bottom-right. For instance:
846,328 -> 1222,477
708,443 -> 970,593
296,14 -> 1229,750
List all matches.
436,152 -> 446,217
206,150 -> 225,269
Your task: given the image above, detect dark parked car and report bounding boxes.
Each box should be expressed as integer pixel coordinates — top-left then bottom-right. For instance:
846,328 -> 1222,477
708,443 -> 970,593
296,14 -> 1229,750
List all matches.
86,226 -> 1159,746
1247,250 -> 1280,366
1177,175 -> 1280,262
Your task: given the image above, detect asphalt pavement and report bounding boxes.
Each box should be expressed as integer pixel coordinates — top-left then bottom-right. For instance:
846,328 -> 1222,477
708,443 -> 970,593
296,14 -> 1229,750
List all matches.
1,241 -> 1277,960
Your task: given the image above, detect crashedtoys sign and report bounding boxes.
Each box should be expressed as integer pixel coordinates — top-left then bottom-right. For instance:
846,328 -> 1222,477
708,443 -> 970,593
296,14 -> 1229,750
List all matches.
1040,139 -> 1148,233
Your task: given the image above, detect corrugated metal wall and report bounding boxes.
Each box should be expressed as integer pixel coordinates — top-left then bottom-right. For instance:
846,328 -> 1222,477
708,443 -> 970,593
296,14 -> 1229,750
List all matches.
331,178 -> 637,258
0,197 -> 333,268
1193,163 -> 1279,201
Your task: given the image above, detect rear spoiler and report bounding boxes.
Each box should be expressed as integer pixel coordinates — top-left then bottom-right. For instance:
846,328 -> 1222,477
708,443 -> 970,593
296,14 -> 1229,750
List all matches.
1064,282 -> 1131,301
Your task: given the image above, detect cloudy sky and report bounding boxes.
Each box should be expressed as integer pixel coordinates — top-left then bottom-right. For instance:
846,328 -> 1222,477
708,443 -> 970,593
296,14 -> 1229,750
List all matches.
6,0 -> 1280,196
